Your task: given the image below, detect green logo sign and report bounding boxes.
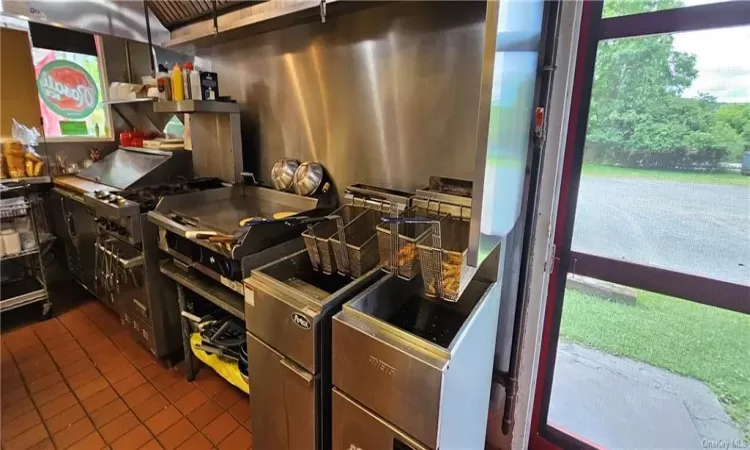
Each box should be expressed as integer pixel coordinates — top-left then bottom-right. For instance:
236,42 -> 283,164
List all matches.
37,60 -> 98,120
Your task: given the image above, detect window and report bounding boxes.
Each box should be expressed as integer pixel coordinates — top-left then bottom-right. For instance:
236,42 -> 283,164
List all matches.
29,23 -> 112,141
532,2 -> 750,449
574,27 -> 750,285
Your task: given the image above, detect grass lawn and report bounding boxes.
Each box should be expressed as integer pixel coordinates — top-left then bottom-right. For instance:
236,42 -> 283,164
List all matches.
582,164 -> 750,186
560,289 -> 750,438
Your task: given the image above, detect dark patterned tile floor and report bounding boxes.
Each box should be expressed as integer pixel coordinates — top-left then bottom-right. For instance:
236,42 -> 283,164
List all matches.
1,297 -> 251,449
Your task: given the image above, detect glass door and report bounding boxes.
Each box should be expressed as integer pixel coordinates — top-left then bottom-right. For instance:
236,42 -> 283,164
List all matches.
532,1 -> 750,448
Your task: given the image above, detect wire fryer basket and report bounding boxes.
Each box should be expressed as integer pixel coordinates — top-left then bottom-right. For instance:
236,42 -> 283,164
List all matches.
417,215 -> 471,302
330,208 -> 382,278
302,205 -> 367,274
375,207 -> 443,280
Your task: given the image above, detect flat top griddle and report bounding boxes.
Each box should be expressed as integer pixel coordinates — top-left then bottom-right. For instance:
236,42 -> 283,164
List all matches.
171,195 -> 305,236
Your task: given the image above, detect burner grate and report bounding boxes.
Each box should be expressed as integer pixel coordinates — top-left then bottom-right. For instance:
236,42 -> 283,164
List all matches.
117,178 -> 225,212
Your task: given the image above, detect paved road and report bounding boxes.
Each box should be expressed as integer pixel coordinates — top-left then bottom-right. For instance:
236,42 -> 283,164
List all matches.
572,177 -> 750,286
550,343 -> 742,449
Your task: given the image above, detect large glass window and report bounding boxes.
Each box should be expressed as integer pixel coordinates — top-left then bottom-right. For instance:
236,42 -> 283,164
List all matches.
33,47 -> 110,139
29,22 -> 111,141
540,15 -> 750,450
572,26 -> 750,285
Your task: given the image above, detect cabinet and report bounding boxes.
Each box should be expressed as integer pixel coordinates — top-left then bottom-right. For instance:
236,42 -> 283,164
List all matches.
246,332 -> 315,450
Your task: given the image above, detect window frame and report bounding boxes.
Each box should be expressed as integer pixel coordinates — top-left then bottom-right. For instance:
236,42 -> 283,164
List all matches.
530,1 -> 750,449
35,34 -> 114,143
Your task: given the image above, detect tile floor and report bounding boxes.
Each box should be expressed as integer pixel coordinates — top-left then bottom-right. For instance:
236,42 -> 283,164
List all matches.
1,297 -> 252,449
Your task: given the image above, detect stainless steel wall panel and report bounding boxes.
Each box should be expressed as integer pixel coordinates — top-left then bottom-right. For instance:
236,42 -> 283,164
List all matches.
196,1 -> 486,196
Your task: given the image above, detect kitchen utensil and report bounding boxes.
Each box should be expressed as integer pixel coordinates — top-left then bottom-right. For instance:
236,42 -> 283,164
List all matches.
239,215 -> 337,228
273,211 -> 296,220
293,162 -> 324,196
271,159 -> 299,191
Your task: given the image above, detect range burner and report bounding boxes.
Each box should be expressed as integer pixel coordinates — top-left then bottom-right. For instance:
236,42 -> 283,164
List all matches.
117,178 -> 226,212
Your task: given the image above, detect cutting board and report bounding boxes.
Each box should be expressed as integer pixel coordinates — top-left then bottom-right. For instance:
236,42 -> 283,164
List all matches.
53,176 -> 113,195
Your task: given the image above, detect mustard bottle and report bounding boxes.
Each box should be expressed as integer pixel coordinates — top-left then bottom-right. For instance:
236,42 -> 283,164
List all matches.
171,63 -> 184,101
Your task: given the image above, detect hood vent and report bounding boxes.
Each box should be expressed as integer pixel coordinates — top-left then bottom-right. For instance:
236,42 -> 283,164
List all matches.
146,0 -> 256,31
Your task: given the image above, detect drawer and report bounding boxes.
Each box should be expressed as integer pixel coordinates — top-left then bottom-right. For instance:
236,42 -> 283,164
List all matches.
119,294 -> 150,323
121,307 -> 156,355
332,388 -> 428,450
129,317 -> 156,355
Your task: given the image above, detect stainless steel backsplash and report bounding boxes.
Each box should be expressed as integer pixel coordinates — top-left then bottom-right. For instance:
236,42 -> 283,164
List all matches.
197,1 -> 486,194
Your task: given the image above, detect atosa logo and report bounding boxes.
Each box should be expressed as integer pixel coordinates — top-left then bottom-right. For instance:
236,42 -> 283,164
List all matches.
37,60 -> 98,120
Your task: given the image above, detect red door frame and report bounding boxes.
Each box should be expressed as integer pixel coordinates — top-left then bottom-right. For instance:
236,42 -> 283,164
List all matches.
528,1 -> 750,448
528,2 -> 601,449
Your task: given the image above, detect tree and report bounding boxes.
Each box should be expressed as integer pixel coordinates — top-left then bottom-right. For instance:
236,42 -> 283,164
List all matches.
716,103 -> 750,153
585,0 -> 747,169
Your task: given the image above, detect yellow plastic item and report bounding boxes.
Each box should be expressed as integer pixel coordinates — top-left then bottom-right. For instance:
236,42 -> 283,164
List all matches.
189,333 -> 249,394
172,64 -> 184,101
273,211 -> 295,220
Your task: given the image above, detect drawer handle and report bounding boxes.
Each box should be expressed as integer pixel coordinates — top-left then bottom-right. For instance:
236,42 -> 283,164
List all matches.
133,298 -> 148,317
280,358 -> 313,387
95,243 -> 143,268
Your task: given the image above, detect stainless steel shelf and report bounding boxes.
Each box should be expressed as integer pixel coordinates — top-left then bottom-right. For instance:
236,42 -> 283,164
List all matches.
1,247 -> 39,261
0,235 -> 56,262
0,176 -> 52,186
102,98 -> 156,105
0,277 -> 47,312
160,260 -> 245,319
153,100 -> 240,114
118,146 -> 179,155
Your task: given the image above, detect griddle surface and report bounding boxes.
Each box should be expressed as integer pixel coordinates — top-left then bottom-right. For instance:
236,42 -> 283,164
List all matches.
172,197 -> 299,235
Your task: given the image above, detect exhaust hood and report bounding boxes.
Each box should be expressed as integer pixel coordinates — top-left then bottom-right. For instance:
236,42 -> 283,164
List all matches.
0,0 -> 267,45
0,0 -> 169,45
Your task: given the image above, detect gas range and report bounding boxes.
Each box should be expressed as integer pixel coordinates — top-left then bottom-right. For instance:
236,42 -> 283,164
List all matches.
84,178 -> 227,245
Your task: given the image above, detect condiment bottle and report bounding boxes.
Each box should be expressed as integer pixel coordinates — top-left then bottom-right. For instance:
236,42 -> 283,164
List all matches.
183,62 -> 193,100
172,63 -> 184,101
190,67 -> 202,100
156,64 -> 171,101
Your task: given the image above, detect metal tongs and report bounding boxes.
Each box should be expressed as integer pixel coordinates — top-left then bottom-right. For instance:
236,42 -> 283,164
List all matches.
240,214 -> 338,228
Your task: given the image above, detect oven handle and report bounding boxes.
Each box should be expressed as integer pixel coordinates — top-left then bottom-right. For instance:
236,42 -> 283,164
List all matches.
60,197 -> 76,241
132,298 -> 148,317
280,357 -> 313,387
94,243 -> 144,269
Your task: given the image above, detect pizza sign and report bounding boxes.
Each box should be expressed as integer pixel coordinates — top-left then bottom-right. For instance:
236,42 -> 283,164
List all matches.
37,60 -> 98,120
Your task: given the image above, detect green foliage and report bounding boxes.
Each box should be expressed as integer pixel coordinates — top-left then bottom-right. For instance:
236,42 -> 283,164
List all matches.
587,0 -> 749,169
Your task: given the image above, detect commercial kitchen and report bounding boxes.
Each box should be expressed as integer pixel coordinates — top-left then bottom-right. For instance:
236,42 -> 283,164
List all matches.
0,0 -> 604,449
